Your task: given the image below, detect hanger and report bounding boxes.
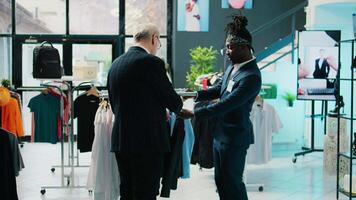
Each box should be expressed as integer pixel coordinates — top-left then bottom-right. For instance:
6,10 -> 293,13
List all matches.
99,98 -> 110,110
42,88 -> 49,94
255,95 -> 264,108
86,85 -> 99,97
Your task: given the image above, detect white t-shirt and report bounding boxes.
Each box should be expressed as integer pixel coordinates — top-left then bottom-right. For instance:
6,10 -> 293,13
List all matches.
247,101 -> 283,165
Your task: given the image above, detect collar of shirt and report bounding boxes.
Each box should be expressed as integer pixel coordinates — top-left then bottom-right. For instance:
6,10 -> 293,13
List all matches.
229,56 -> 256,79
135,45 -> 150,54
233,56 -> 256,71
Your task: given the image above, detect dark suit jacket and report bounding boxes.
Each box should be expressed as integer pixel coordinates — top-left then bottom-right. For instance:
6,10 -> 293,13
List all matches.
194,59 -> 261,147
107,46 -> 183,154
313,58 -> 330,79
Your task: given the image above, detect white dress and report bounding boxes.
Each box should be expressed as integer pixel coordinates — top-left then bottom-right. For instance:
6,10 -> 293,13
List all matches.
247,101 -> 283,164
87,105 -> 120,200
185,0 -> 200,31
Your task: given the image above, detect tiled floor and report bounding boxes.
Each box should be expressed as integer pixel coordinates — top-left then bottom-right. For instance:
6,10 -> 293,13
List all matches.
16,143 -> 347,200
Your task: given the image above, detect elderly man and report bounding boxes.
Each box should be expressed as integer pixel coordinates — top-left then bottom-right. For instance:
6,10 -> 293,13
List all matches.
107,24 -> 183,200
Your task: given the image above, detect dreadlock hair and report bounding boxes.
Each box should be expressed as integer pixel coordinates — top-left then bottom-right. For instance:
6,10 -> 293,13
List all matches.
225,15 -> 252,44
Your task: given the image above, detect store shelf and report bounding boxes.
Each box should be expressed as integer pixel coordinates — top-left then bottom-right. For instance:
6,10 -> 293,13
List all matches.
339,188 -> 356,198
339,152 -> 356,160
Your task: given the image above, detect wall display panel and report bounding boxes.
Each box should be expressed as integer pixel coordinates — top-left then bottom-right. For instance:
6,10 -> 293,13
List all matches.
221,0 -> 253,9
126,0 -> 167,35
70,0 -> 118,34
177,0 -> 209,32
297,30 -> 341,101
72,44 -> 112,86
0,37 -> 11,80
15,0 -> 65,34
0,0 -> 12,33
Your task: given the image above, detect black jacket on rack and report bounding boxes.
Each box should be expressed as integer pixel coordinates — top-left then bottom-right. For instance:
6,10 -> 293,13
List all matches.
0,128 -> 19,200
160,118 -> 185,197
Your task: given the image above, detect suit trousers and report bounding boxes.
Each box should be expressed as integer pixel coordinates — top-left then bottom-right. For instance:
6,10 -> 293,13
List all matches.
213,140 -> 249,200
115,152 -> 164,200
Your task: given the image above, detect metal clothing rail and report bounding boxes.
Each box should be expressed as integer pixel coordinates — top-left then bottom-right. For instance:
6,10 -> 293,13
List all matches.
51,81 -> 107,170
17,82 -> 88,194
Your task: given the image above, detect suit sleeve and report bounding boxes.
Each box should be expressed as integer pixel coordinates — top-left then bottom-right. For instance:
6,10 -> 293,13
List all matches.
106,70 -> 115,112
194,75 -> 261,118
195,79 -> 222,102
149,57 -> 183,113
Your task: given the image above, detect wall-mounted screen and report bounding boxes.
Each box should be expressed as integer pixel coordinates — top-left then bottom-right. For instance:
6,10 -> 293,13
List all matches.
222,0 -> 253,9
297,30 -> 341,101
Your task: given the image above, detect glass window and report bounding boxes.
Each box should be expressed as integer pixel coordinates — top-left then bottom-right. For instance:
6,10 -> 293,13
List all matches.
22,43 -> 63,86
0,37 -> 12,80
125,37 -> 167,62
0,0 -> 12,33
15,0 -> 65,34
126,0 -> 167,35
72,44 -> 112,86
70,0 -> 119,35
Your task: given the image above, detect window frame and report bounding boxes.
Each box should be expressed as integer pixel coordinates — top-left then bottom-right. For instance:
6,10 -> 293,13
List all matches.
6,0 -> 172,87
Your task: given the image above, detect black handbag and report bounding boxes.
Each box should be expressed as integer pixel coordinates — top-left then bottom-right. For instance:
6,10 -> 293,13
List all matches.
33,41 -> 62,79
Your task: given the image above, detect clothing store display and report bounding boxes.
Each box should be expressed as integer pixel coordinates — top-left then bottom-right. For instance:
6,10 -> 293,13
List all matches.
0,87 -> 11,106
247,101 -> 282,164
7,131 -> 25,176
87,105 -> 119,200
161,118 -> 185,198
1,97 -> 24,137
0,128 -> 19,200
191,101 -> 215,169
28,92 -> 60,144
169,113 -> 195,179
74,93 -> 100,152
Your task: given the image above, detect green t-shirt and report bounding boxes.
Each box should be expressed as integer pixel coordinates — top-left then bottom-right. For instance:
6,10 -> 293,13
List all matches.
28,93 -> 60,144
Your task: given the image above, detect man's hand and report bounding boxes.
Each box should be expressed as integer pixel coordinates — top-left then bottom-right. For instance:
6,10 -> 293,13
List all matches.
177,109 -> 194,119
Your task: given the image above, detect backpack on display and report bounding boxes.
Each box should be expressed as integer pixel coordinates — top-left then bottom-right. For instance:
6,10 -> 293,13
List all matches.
33,41 -> 62,79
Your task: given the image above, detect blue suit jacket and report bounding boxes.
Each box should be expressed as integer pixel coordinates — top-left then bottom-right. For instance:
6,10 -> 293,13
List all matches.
194,59 -> 261,147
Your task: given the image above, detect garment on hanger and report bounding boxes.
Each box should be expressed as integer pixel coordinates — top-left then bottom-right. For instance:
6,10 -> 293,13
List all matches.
190,101 -> 215,169
87,102 -> 119,200
161,118 -> 185,198
0,128 -> 19,200
169,112 -> 195,179
49,87 -> 69,140
247,100 -> 282,164
74,92 -> 100,152
1,94 -> 24,137
28,91 -> 60,144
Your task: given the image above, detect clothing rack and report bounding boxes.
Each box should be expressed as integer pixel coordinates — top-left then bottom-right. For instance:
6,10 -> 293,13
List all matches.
17,82 -> 88,194
68,82 -> 107,170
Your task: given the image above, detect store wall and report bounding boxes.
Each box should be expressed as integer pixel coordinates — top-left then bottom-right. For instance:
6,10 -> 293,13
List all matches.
172,0 -> 306,87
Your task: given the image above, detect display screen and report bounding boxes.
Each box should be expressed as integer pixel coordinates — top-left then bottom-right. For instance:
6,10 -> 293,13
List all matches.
297,30 -> 340,101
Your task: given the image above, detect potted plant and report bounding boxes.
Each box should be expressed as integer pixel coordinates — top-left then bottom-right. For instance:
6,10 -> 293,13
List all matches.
282,91 -> 296,107
186,46 -> 218,90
